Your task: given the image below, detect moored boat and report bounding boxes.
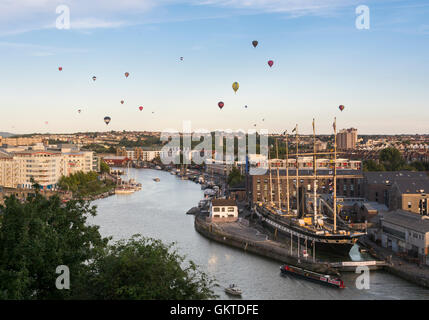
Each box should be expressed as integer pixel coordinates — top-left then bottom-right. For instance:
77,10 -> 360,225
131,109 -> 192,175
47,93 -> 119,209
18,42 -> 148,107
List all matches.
280,264 -> 345,288
224,284 -> 242,296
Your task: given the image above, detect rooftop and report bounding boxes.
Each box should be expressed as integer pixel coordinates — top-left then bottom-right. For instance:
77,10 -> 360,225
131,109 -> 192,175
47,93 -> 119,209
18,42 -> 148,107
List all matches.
382,209 -> 429,234
212,199 -> 237,207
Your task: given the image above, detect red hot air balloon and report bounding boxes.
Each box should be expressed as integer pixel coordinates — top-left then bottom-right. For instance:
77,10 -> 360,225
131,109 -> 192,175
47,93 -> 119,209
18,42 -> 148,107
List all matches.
58,67 -> 62,71
125,72 -> 129,78
121,100 -> 124,104
339,105 -> 345,111
218,102 -> 224,110
139,106 -> 143,111
92,76 -> 97,81
268,60 -> 274,68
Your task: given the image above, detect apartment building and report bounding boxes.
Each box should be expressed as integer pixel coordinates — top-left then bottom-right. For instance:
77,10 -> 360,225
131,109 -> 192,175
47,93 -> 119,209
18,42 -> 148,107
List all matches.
0,145 -> 95,189
337,128 -> 358,150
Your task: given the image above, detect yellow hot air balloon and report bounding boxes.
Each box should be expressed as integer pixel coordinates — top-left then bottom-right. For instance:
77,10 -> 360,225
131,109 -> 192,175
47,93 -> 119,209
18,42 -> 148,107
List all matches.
232,82 -> 239,94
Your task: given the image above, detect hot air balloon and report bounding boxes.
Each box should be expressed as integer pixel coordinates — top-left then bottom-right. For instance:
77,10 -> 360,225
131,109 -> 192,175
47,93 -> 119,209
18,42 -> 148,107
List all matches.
339,105 -> 345,112
139,106 -> 143,111
218,102 -> 224,110
252,40 -> 258,48
244,105 -> 248,108
232,82 -> 239,94
121,100 -> 124,104
180,57 -> 184,61
104,116 -> 111,125
268,60 -> 274,68
125,72 -> 129,78
92,76 -> 97,81
58,67 -> 62,71
78,109 -> 81,113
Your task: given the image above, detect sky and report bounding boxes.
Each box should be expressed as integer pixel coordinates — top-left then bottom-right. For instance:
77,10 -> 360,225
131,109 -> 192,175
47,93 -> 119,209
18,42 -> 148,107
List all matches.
0,0 -> 428,135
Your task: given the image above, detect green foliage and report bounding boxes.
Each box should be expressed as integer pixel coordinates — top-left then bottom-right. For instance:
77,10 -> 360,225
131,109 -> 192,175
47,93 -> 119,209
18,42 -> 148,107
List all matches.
83,235 -> 217,300
99,160 -> 110,174
0,196 -> 216,300
58,171 -> 114,197
379,147 -> 405,171
363,160 -> 385,172
363,148 -> 429,172
0,195 -> 107,299
227,167 -> 244,187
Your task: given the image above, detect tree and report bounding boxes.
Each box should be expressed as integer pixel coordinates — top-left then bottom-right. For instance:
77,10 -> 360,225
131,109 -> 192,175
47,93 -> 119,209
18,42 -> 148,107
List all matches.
0,195 -> 217,300
0,195 -> 108,299
82,235 -> 217,300
100,160 -> 110,174
363,160 -> 385,172
227,167 -> 243,187
379,147 -> 405,171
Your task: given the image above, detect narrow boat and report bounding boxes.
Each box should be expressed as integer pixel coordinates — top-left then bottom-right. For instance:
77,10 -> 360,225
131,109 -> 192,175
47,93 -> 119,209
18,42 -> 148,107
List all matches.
153,178 -> 160,182
224,284 -> 242,296
280,264 -> 345,289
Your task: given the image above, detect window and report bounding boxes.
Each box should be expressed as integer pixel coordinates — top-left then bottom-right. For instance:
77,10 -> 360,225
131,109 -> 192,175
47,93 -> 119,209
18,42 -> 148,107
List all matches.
213,207 -> 220,212
408,202 -> 412,209
228,207 -> 235,212
221,207 -> 225,212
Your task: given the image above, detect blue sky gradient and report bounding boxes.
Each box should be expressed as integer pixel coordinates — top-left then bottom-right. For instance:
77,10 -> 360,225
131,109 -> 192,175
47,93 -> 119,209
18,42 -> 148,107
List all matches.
0,0 -> 428,134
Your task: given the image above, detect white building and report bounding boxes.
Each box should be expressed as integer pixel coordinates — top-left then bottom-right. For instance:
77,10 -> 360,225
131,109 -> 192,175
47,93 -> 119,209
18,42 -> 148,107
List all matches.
210,199 -> 238,222
0,145 -> 95,190
380,209 -> 429,265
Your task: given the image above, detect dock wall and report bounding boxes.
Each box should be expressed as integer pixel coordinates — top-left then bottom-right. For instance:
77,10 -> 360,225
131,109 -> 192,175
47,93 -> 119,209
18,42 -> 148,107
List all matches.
194,215 -> 339,275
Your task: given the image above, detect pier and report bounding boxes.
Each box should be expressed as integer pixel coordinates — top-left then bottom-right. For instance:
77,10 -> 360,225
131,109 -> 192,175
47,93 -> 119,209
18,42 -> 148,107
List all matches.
194,213 -> 386,275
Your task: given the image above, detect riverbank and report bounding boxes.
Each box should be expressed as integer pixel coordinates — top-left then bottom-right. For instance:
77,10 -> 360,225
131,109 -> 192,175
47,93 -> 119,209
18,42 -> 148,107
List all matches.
194,213 -> 341,275
359,236 -> 429,289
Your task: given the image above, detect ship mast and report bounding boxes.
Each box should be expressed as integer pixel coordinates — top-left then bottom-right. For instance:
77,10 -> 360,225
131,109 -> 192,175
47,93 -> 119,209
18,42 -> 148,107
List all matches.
275,138 -> 281,209
333,117 -> 337,233
313,119 -> 317,225
285,132 -> 290,213
295,124 -> 299,217
268,143 -> 274,205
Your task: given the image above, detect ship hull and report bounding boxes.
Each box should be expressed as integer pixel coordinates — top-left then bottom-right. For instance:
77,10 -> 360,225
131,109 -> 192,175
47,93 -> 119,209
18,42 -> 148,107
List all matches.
254,206 -> 362,256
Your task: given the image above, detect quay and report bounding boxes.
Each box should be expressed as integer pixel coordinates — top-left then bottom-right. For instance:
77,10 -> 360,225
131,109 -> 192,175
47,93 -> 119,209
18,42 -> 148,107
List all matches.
194,213 -> 386,275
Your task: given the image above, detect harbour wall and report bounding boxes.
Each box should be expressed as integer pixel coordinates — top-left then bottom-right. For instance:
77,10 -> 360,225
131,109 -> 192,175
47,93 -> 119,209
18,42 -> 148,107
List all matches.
194,214 -> 340,275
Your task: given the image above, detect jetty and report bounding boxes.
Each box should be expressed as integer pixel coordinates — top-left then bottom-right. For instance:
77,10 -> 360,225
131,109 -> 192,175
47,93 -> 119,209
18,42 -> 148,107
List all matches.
194,213 -> 385,275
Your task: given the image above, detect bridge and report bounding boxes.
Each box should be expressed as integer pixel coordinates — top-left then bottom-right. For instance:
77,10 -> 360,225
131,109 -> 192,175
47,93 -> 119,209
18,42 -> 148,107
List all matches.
329,260 -> 388,272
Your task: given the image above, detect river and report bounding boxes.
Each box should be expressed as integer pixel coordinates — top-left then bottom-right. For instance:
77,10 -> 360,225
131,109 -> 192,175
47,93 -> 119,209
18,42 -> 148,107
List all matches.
90,168 -> 429,300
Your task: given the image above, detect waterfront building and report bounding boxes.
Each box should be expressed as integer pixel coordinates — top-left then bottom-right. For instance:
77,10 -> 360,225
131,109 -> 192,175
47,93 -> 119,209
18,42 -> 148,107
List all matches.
205,159 -> 245,177
363,171 -> 429,213
378,209 -> 429,265
0,144 -> 96,189
337,128 -> 357,150
246,158 -> 363,204
209,199 -> 238,222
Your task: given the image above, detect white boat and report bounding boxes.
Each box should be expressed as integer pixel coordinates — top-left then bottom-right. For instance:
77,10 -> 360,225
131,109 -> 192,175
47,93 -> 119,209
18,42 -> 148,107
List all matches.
224,284 -> 242,296
153,178 -> 160,182
115,187 -> 135,194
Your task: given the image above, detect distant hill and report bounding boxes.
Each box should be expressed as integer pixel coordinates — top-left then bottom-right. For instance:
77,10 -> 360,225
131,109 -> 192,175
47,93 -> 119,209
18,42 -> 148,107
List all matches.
0,132 -> 15,138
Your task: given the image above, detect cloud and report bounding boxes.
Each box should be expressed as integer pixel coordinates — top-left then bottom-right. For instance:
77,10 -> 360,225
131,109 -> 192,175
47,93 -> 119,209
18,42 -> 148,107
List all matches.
193,0 -> 360,15
0,41 -> 88,56
0,0 -> 363,36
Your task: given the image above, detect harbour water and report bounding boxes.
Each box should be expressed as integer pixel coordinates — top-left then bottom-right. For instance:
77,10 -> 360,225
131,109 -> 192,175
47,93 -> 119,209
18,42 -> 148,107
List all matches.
90,168 -> 429,300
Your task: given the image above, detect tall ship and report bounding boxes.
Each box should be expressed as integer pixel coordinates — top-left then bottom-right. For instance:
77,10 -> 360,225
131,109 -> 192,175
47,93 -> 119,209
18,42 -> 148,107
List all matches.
248,118 -> 366,256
